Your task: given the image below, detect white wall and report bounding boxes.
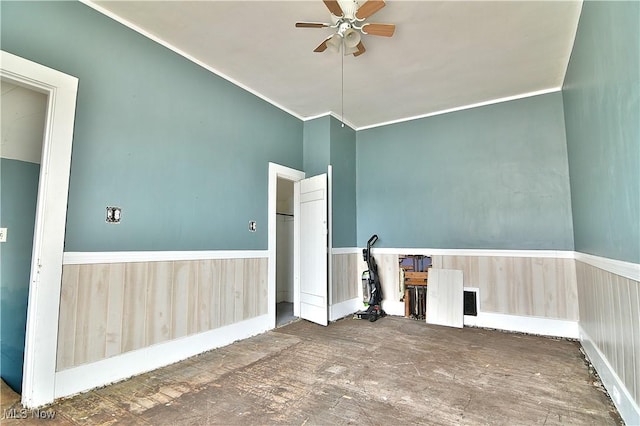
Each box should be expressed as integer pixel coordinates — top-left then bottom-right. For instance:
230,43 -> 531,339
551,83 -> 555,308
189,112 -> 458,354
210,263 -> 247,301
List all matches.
276,215 -> 294,302
1,80 -> 47,162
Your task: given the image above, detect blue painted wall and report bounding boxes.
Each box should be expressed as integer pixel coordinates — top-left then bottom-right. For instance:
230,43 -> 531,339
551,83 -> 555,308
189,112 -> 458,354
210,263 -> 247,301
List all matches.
356,92 -> 574,249
303,116 -> 357,248
1,1 -> 303,251
562,1 -> 640,264
303,116 -> 331,177
0,159 -> 40,393
330,117 -> 357,248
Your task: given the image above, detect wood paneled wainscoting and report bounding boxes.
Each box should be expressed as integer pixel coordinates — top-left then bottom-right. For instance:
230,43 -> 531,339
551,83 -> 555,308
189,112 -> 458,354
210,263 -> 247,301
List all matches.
433,255 -> 579,321
575,257 -> 640,424
362,251 -> 579,331
330,251 -> 362,320
432,254 -> 579,338
57,258 -> 267,371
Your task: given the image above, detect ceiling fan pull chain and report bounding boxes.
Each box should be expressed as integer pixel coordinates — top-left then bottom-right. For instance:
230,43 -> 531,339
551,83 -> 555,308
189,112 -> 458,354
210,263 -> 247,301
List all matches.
341,38 -> 345,127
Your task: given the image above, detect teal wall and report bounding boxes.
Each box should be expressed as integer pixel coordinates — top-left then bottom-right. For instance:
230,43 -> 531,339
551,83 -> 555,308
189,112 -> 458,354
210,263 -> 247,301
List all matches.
1,1 -> 303,251
562,1 -> 640,264
356,92 -> 574,249
330,117 -> 357,248
0,159 -> 40,393
303,116 -> 331,177
303,116 -> 357,248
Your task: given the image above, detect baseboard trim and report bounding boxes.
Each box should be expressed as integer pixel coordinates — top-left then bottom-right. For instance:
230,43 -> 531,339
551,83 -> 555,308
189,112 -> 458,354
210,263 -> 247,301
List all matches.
580,326 -> 640,425
54,314 -> 271,399
329,297 -> 361,321
463,311 -> 579,339
381,300 -> 405,317
63,250 -> 269,265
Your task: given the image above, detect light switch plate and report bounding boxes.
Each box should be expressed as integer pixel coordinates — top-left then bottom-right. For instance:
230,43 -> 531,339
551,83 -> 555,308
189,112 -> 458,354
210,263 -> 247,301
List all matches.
0,228 -> 7,242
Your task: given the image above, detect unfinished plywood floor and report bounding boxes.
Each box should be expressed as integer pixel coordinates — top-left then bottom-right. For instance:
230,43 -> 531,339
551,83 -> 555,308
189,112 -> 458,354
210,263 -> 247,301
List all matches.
2,317 -> 620,425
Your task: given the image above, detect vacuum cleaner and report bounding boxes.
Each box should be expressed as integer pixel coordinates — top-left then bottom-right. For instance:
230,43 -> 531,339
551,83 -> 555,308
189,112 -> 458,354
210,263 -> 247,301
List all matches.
355,235 -> 386,322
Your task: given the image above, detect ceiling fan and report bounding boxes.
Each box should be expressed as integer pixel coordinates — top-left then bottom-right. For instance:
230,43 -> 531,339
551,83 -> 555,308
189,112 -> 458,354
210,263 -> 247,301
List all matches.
296,0 -> 396,57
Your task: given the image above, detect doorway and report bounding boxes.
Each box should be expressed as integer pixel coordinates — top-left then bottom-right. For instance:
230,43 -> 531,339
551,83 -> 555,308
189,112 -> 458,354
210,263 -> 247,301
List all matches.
268,163 -> 305,330
268,163 -> 332,328
1,50 -> 78,408
275,178 -> 296,327
0,79 -> 47,393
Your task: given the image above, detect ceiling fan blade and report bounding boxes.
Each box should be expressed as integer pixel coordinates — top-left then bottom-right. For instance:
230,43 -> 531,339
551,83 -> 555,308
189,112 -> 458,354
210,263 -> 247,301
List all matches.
361,23 -> 395,37
314,36 -> 331,52
295,22 -> 329,28
323,0 -> 344,17
353,41 -> 366,57
356,0 -> 386,20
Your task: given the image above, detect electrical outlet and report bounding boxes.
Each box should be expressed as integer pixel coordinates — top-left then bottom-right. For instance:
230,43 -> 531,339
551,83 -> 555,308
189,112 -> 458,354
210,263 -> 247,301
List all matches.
106,207 -> 122,224
0,228 -> 7,243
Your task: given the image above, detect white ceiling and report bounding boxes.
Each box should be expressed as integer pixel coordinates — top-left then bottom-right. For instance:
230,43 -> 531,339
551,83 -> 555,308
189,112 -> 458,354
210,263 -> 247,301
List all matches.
88,0 -> 582,130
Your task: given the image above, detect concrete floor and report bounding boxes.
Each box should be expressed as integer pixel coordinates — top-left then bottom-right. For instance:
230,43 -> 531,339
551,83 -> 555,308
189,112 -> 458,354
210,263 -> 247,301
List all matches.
1,316 -> 621,425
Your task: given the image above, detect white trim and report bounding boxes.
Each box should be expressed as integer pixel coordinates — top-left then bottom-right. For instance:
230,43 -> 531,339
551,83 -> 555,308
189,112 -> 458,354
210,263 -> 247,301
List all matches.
464,311 -> 579,339
301,112 -> 357,133
356,87 -> 562,131
1,50 -> 78,409
351,248 -> 637,281
328,112 -> 358,131
574,251 -> 640,282
580,326 -> 640,426
381,301 -> 405,317
269,163 -> 305,330
302,111 -> 332,122
370,248 -> 574,259
63,250 -> 268,265
327,165 -> 333,323
293,180 -> 301,318
54,314 -> 271,400
329,297 -> 361,322
80,0 -> 303,121
332,247 -> 360,255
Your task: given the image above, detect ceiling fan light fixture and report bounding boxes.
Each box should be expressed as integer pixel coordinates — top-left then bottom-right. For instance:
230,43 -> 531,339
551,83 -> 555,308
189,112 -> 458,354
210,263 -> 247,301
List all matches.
296,0 -> 395,57
343,28 -> 361,48
343,43 -> 359,56
326,34 -> 343,52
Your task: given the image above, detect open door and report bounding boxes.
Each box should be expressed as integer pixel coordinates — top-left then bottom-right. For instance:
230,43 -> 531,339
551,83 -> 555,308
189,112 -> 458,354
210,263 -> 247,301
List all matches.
296,173 -> 329,326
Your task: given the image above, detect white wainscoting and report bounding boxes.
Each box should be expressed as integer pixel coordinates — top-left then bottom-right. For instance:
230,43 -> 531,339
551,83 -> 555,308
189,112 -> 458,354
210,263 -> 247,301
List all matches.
54,314 -> 271,399
575,258 -> 640,426
580,327 -> 640,425
57,257 -> 268,371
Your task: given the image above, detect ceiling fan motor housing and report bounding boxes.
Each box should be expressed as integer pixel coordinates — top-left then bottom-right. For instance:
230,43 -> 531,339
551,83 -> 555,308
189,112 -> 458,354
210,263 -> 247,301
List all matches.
337,0 -> 360,20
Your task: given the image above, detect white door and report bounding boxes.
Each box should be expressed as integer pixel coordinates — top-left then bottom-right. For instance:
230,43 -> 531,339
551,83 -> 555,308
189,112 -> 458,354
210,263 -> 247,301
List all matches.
296,173 -> 329,326
426,269 -> 464,328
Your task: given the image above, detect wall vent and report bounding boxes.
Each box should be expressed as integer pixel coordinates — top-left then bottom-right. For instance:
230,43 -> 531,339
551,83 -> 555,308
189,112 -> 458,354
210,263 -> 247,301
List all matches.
463,290 -> 478,316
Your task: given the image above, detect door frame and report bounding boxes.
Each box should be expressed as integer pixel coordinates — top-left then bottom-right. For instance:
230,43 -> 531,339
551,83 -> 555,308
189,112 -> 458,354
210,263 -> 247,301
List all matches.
1,51 -> 78,408
268,163 -> 305,329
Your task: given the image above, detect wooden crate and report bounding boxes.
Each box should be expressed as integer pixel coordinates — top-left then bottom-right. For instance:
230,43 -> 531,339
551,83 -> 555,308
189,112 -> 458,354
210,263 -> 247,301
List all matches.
404,271 -> 428,286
